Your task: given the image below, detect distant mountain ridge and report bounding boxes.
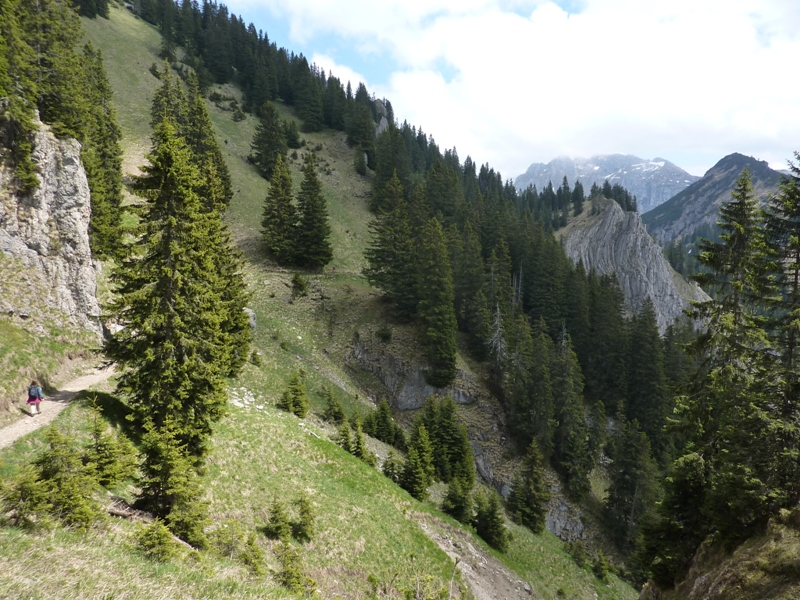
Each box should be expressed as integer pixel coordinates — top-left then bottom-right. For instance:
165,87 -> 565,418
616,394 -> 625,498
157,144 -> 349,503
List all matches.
642,153 -> 783,245
514,154 -> 700,214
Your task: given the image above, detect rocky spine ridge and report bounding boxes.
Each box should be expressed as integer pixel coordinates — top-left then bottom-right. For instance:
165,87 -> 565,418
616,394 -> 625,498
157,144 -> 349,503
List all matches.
559,198 -> 707,332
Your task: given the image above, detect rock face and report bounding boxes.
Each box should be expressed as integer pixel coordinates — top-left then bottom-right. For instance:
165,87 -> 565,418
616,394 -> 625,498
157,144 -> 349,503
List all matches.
559,198 -> 707,332
642,153 -> 782,245
0,117 -> 101,335
345,333 -> 481,410
515,154 -> 700,214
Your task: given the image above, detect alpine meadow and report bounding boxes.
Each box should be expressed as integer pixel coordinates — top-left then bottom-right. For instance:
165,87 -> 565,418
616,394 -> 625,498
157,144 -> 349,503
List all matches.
1,2 -> 800,600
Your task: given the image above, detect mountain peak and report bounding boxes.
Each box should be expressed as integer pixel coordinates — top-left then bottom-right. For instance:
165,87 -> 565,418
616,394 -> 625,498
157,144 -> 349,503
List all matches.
515,154 -> 699,213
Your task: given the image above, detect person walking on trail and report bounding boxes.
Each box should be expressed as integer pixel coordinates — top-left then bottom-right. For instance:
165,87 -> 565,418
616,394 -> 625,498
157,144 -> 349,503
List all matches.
27,380 -> 43,416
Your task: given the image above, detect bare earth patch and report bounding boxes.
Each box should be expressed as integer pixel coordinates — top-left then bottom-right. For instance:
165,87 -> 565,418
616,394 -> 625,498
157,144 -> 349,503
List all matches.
0,365 -> 115,450
415,513 -> 541,600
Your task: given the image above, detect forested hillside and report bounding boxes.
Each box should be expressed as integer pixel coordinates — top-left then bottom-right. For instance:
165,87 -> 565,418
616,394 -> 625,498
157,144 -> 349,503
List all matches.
3,1 -> 800,599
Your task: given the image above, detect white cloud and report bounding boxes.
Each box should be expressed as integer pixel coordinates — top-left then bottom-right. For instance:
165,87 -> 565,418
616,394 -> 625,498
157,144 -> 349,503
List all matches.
310,53 -> 368,91
227,0 -> 800,177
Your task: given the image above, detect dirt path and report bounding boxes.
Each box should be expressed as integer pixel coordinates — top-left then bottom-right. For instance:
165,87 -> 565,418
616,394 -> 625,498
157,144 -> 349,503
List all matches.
0,365 -> 115,451
416,513 -> 541,600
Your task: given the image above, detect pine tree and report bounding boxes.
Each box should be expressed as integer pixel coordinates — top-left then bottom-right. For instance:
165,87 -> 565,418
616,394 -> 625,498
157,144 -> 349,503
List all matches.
409,424 -> 436,486
262,155 -> 297,264
104,119 -> 230,459
250,101 -> 287,180
295,154 -> 333,270
400,446 -> 429,501
417,219 -> 458,387
265,497 -> 292,541
336,421 -> 352,453
382,449 -> 403,484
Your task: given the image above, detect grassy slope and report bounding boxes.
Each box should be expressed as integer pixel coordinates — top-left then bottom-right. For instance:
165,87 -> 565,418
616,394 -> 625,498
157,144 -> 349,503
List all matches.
0,6 -> 637,600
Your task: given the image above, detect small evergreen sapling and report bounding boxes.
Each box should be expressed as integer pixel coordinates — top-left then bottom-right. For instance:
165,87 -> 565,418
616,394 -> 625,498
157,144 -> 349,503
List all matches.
136,519 -> 180,562
265,497 -> 292,542
441,476 -> 473,524
473,490 -> 509,552
293,493 -> 315,542
277,372 -> 309,418
321,387 -> 346,424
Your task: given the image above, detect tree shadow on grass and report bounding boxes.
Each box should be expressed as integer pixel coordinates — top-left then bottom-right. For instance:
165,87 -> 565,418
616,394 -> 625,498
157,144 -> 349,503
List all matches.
72,390 -> 139,443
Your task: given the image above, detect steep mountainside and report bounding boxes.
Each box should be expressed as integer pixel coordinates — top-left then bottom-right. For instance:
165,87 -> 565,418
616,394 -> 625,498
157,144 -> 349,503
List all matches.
558,198 -> 708,331
642,153 -> 782,245
515,154 -> 699,213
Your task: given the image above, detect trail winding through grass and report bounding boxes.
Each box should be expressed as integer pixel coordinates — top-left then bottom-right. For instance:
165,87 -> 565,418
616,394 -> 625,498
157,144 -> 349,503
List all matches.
0,365 -> 115,450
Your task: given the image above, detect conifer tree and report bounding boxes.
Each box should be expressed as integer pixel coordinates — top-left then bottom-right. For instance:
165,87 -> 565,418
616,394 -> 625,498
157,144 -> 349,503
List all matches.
417,219 -> 458,387
137,422 -> 209,548
409,424 -> 436,486
277,372 -> 309,418
364,189 -> 418,321
473,490 -> 509,552
382,450 -> 403,484
250,101 -> 287,180
104,119 -> 230,459
295,153 -> 333,270
604,419 -> 660,554
441,476 -> 473,524
336,421 -> 352,454
507,440 -> 550,534
400,446 -> 429,501
551,331 -> 592,499
321,387 -> 346,424
183,72 -> 233,207
81,42 -> 124,259
262,155 -> 297,264
625,298 -> 671,462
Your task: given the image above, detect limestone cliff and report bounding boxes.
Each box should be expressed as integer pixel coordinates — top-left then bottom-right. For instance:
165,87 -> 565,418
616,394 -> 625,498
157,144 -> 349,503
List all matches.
559,198 -> 707,332
0,116 -> 101,336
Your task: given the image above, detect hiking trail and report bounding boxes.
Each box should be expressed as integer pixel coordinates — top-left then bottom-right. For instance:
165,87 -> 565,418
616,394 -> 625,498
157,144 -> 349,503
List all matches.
0,365 -> 115,451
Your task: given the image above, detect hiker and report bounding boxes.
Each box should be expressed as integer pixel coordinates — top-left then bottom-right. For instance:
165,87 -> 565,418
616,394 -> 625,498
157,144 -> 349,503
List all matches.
27,380 -> 43,416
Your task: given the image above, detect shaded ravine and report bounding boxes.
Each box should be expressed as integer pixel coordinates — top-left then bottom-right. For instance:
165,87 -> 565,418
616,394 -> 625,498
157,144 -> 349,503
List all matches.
0,365 -> 115,450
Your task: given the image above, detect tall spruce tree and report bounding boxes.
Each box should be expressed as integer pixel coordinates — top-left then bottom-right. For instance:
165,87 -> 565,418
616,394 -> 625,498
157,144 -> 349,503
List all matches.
295,153 -> 333,270
81,42 -> 124,259
104,118 -> 230,460
250,101 -> 287,180
605,419 -> 660,555
262,155 -> 297,264
417,218 -> 458,387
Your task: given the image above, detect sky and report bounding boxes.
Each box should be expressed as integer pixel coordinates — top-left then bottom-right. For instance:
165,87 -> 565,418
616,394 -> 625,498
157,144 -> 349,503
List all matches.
223,0 -> 800,180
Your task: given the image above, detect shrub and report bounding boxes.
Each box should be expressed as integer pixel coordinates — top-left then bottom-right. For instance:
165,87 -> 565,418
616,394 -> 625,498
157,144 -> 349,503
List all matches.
277,372 -> 309,418
275,542 -> 314,594
593,550 -> 610,582
0,465 -> 53,530
291,273 -> 308,299
35,427 -> 103,530
240,532 -> 266,576
210,519 -> 247,560
136,519 -> 180,562
84,401 -> 138,488
566,540 -> 589,568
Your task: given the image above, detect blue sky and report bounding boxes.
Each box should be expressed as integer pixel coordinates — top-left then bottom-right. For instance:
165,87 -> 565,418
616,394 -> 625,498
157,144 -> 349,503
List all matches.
223,1 -> 800,180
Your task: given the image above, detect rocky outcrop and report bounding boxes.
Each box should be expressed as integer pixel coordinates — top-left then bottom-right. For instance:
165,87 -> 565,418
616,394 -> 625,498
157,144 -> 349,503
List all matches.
559,198 -> 707,332
345,332 -> 482,410
515,154 -> 700,214
0,116 -> 100,336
